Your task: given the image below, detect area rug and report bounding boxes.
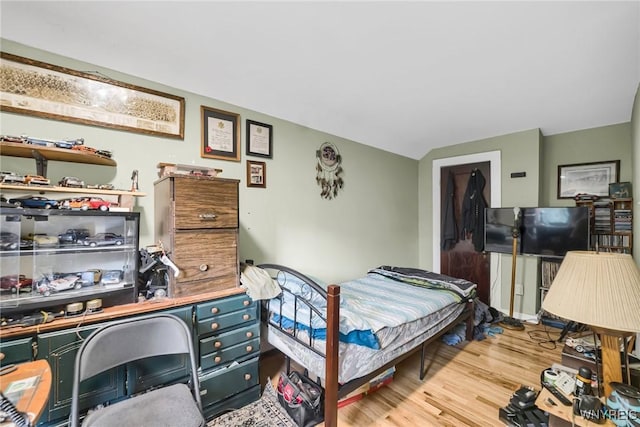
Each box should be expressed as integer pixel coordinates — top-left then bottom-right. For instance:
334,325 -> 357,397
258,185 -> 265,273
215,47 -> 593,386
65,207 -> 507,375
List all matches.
207,380 -> 297,427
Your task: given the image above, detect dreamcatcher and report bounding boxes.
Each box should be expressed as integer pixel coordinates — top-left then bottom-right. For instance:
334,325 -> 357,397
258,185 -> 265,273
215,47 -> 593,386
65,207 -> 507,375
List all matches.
315,142 -> 344,199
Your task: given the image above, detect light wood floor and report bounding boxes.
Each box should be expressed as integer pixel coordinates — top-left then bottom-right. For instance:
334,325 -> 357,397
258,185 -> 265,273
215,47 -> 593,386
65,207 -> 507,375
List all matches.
260,323 -> 565,426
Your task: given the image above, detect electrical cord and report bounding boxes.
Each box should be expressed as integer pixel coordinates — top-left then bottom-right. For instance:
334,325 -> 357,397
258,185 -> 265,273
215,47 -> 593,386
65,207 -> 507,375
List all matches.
527,324 -> 560,350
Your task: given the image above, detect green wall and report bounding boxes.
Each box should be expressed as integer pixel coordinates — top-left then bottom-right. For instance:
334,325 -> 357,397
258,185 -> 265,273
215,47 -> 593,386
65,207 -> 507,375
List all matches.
0,40 -> 419,284
541,123 -> 632,207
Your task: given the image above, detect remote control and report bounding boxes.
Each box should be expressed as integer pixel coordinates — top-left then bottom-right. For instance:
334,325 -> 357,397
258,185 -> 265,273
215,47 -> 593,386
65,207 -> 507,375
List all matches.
543,382 -> 573,406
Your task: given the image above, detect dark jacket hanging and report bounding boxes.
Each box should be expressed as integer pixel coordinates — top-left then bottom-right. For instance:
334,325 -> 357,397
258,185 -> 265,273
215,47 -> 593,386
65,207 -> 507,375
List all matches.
441,171 -> 458,250
461,168 -> 488,252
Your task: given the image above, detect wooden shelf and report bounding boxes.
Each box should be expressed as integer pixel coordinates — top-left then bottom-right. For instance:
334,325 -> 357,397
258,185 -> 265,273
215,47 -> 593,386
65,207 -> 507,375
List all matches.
0,183 -> 146,197
0,141 -> 116,167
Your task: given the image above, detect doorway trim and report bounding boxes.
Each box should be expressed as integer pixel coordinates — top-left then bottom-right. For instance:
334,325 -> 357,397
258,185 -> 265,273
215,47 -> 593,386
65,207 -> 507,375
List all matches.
432,151 -> 502,307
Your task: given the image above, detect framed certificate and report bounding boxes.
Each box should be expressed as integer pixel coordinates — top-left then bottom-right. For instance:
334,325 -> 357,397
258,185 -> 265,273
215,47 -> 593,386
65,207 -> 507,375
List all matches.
246,119 -> 273,158
201,105 -> 240,161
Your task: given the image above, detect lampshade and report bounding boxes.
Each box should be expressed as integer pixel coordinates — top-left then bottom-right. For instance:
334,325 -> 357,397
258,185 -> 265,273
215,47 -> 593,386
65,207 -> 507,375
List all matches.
541,251 -> 640,333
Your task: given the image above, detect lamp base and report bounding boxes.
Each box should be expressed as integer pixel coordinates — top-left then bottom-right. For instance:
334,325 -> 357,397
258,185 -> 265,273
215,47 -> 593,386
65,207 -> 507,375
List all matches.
499,316 -> 525,331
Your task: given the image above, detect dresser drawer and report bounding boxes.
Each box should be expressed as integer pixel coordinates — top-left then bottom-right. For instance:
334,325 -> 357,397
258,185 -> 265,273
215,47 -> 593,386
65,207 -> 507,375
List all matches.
197,294 -> 255,319
0,337 -> 33,364
203,384 -> 260,420
197,305 -> 258,336
173,229 -> 238,288
173,178 -> 238,230
199,356 -> 259,407
200,337 -> 260,371
199,323 -> 259,356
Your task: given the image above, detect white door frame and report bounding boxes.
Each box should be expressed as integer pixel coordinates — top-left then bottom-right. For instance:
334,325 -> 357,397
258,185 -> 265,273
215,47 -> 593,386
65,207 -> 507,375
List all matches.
432,151 -> 502,307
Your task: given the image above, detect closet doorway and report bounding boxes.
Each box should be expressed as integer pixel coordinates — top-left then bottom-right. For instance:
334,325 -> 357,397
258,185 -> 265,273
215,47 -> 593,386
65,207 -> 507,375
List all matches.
440,163 -> 491,304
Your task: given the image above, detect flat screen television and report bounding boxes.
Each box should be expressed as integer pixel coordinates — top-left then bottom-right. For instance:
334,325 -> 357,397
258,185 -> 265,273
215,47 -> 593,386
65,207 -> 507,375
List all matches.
484,207 -> 590,258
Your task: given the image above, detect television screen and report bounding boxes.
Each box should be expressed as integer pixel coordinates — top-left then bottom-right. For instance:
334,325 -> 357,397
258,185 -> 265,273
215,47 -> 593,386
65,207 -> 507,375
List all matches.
484,207 -> 521,254
484,207 -> 589,258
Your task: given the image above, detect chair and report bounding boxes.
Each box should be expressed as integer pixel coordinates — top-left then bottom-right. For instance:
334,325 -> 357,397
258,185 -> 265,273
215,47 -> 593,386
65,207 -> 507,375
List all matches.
69,313 -> 205,427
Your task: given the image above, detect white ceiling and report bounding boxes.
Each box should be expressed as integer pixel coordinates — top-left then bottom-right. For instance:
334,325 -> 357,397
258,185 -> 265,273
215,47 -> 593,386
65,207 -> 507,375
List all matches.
1,1 -> 639,160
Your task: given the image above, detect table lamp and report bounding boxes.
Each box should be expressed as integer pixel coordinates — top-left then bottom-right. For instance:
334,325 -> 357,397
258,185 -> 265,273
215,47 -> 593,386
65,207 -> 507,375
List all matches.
541,251 -> 640,397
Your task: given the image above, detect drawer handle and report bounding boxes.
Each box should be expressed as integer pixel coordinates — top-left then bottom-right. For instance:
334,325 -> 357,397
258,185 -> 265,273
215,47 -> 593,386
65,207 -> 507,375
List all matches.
0,353 -> 4,361
243,300 -> 250,306
244,374 -> 252,381
242,314 -> 250,321
199,213 -> 217,220
200,389 -> 208,396
214,341 -> 222,348
199,264 -> 209,272
246,345 -> 253,352
210,307 -> 219,314
214,356 -> 221,363
246,331 -> 253,338
211,323 -> 219,330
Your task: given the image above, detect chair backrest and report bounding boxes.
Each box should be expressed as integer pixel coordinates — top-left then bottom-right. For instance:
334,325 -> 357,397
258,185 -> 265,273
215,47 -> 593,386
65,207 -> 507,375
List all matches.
69,313 -> 202,426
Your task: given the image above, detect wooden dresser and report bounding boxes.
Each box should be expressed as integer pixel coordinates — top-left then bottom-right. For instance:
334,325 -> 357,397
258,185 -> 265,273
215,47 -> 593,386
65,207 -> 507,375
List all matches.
154,174 -> 240,296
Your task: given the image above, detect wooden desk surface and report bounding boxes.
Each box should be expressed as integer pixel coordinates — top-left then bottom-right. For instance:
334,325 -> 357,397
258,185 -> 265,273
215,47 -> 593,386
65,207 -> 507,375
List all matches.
0,359 -> 51,425
0,287 -> 245,339
535,388 -> 614,426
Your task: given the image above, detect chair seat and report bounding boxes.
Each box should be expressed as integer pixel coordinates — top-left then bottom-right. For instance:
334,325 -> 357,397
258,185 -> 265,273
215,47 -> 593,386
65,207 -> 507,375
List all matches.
82,383 -> 205,427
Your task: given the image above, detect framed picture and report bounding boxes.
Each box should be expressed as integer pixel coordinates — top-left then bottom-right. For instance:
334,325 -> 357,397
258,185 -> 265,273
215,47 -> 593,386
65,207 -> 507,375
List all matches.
609,181 -> 632,199
246,119 -> 273,158
247,160 -> 266,188
201,105 -> 240,162
557,160 -> 620,199
0,52 -> 185,139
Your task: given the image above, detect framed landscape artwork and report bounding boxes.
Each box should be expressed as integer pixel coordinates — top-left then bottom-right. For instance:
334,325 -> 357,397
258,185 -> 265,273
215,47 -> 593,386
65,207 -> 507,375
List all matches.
557,160 -> 620,199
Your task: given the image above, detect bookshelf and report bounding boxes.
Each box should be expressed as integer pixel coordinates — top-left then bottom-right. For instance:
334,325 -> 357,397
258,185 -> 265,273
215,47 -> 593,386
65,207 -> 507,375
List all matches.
539,258 -> 563,323
576,198 -> 633,254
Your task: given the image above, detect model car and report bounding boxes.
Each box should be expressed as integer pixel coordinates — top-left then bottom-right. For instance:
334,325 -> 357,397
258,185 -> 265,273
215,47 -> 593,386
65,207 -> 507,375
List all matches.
8,195 -> 59,209
24,233 -> 59,248
101,269 -> 123,285
58,228 -> 91,244
58,197 -> 90,210
565,336 -> 598,354
58,176 -> 85,188
76,269 -> 102,286
0,231 -> 19,250
35,274 -> 82,296
0,135 -> 27,143
24,175 -> 50,185
84,197 -> 111,211
80,232 -> 124,247
72,144 -> 112,158
1,172 -> 26,184
0,274 -> 33,293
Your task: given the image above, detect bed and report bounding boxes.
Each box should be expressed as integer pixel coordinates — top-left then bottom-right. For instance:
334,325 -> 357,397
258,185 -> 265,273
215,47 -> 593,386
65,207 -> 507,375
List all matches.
258,264 -> 477,427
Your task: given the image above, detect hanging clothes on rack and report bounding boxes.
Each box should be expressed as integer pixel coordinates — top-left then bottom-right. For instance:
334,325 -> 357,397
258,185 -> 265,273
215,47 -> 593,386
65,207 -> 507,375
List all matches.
461,168 -> 488,252
441,171 -> 458,250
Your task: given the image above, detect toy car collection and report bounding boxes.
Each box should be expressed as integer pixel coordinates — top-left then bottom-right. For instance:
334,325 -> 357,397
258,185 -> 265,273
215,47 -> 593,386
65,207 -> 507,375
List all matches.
35,274 -> 82,296
8,195 -> 59,209
24,174 -> 50,185
0,231 -> 19,250
101,269 -> 123,285
84,197 -> 111,211
24,233 -> 59,248
0,275 -> 33,293
58,176 -> 85,188
80,232 -> 124,247
58,228 -> 91,244
1,172 -> 26,184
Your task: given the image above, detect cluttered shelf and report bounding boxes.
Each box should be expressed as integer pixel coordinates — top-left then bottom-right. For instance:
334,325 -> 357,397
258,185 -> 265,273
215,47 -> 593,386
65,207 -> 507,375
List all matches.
0,141 -> 116,167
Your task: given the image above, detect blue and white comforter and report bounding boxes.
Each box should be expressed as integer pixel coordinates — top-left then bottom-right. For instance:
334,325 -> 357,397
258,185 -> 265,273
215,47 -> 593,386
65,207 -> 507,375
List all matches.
269,268 -> 476,350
